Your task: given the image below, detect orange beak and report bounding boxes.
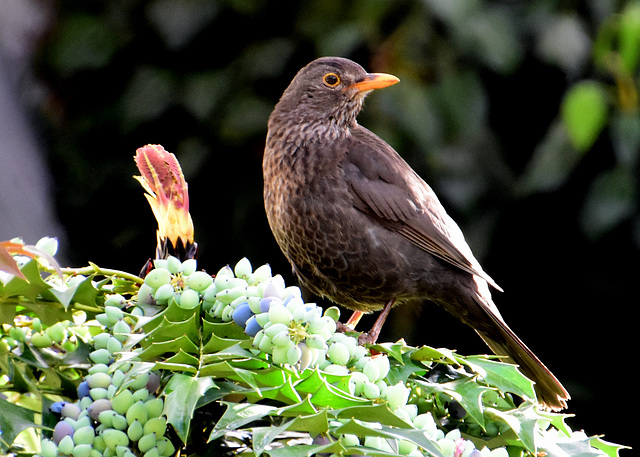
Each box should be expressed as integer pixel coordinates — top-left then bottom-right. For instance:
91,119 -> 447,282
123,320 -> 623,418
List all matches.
350,73 -> 400,92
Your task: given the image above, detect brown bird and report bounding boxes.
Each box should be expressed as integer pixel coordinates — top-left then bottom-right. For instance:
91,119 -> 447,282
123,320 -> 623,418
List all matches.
263,56 -> 569,410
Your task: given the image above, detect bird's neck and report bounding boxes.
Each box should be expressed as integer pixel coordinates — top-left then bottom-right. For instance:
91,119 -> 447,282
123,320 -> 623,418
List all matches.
268,112 -> 355,147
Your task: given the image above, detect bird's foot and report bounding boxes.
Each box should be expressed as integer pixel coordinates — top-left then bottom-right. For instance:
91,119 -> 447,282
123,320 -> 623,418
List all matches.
357,331 -> 378,345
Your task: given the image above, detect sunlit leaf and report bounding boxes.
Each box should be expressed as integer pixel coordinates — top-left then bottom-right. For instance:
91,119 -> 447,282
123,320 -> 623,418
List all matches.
0,397 -> 38,446
619,2 -> 640,75
461,355 -> 536,401
164,373 -> 215,443
561,81 -> 609,151
209,401 -> 276,442
336,419 -> 444,457
590,436 -> 631,457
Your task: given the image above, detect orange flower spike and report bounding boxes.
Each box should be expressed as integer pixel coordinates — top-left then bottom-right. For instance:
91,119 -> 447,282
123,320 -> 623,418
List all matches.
134,145 -> 194,250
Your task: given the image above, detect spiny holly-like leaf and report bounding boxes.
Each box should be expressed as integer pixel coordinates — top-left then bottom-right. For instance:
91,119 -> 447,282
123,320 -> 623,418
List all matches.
1,260 -> 50,302
460,355 -> 536,401
209,401 -> 277,442
0,396 -> 38,446
137,335 -> 199,361
589,436 -> 630,457
141,310 -> 200,346
412,376 -> 492,428
333,404 -> 412,428
264,440 -> 346,457
335,418 -> 444,457
486,404 -> 540,453
164,373 -> 216,443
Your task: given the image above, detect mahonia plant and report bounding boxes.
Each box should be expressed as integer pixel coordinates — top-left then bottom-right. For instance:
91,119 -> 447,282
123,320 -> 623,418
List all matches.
0,237 -> 628,457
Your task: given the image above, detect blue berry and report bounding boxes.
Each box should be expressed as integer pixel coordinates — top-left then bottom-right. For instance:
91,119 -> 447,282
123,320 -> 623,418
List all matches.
232,302 -> 253,329
244,316 -> 262,337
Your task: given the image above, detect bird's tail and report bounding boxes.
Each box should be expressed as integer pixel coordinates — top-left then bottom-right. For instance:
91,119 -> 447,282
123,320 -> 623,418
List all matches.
474,303 -> 570,411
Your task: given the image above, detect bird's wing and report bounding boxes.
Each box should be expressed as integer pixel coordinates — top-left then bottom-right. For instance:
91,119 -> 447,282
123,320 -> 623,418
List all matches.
343,127 -> 502,291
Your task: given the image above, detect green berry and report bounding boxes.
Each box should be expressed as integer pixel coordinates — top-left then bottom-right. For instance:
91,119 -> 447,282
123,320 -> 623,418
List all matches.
154,284 -> 175,304
143,417 -> 167,436
104,294 -> 126,308
133,388 -> 149,402
58,435 -> 74,455
127,420 -> 144,442
111,413 -> 129,431
234,257 -> 252,278
144,398 -> 164,418
328,342 -> 350,366
40,439 -> 58,457
185,271 -> 213,292
166,256 -> 182,274
89,388 -> 109,400
89,348 -> 112,365
111,390 -> 134,415
177,288 -> 200,309
126,401 -> 148,425
72,444 -> 93,457
137,433 -> 156,453
107,336 -> 123,354
105,306 -> 124,322
180,258 -> 197,276
101,429 -> 129,450
93,333 -> 111,349
87,372 -> 112,389
73,426 -> 95,445
47,323 -> 66,344
31,331 -> 54,348
144,268 -> 172,289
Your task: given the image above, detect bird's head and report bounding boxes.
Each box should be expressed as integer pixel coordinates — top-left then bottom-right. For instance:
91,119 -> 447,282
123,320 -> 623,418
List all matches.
271,57 -> 399,133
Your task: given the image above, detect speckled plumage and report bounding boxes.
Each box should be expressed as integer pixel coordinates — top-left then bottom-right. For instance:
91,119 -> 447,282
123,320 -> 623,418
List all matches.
263,57 -> 569,410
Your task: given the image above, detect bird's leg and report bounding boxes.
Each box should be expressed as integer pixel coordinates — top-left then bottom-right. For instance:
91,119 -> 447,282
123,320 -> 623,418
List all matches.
358,298 -> 395,345
345,311 -> 364,329
336,310 -> 363,333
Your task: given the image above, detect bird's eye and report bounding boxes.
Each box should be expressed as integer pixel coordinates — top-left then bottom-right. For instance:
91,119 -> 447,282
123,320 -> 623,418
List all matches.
323,73 -> 340,87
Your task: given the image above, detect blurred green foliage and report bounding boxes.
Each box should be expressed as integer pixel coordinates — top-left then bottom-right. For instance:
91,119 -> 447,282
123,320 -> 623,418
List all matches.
30,0 -> 639,451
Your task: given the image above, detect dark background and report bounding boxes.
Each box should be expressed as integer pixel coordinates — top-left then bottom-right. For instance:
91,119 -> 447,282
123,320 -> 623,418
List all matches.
1,0 -> 637,452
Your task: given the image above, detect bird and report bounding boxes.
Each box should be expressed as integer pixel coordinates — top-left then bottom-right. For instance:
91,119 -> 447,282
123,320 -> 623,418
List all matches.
262,56 -> 569,411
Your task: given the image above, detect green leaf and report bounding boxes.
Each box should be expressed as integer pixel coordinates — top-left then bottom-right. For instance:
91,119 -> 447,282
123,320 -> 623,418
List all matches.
264,441 -> 346,457
413,376 -> 491,428
251,421 -> 296,457
209,401 -> 276,442
294,369 -> 368,408
486,404 -> 540,453
253,410 -> 329,456
333,404 -> 412,428
44,274 -> 98,310
0,260 -> 50,301
518,121 -> 585,194
137,335 -> 200,361
590,436 -> 630,457
619,2 -> 640,75
461,355 -> 536,401
0,397 -> 38,446
561,81 -> 609,151
272,396 -> 317,417
335,419 -> 444,457
164,373 -> 216,443
580,166 -> 637,239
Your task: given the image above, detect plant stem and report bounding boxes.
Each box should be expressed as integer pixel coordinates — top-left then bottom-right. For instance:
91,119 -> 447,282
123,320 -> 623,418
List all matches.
58,264 -> 144,285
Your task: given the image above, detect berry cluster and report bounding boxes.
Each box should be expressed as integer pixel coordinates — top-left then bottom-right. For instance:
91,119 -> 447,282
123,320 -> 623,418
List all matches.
37,296 -> 173,457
